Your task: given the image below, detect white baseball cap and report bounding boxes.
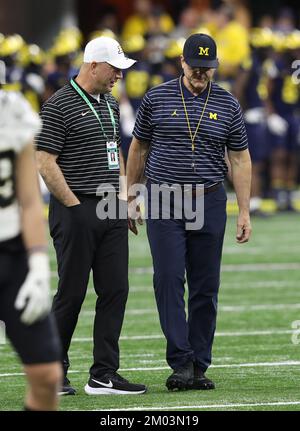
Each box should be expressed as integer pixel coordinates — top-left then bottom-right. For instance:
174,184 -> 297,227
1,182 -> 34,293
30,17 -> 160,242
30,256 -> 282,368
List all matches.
83,36 -> 136,69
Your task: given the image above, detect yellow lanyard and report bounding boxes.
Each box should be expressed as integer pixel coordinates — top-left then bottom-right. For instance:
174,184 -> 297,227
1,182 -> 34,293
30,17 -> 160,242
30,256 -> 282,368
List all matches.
179,76 -> 211,154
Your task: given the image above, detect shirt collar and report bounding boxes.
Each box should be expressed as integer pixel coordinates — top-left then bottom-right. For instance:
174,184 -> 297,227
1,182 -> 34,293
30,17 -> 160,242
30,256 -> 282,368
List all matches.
69,76 -> 104,103
177,74 -> 212,100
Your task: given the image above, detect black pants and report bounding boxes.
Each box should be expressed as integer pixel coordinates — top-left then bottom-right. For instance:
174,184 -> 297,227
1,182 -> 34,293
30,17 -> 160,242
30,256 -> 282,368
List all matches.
49,195 -> 129,378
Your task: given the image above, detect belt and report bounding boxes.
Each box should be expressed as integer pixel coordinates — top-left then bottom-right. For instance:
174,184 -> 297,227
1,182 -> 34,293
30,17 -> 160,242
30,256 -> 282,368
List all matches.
191,182 -> 222,197
75,193 -> 103,201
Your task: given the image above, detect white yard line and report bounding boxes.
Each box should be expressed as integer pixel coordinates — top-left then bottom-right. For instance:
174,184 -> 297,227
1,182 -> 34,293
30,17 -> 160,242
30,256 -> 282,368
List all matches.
51,280 -> 298,295
79,303 -> 300,317
116,360 -> 300,372
96,400 -> 300,411
128,263 -> 300,275
2,360 -> 300,378
0,372 -> 26,377
221,280 -> 298,289
50,262 -> 300,279
71,328 -> 294,342
72,334 -> 163,342
220,304 -> 300,312
80,309 -> 157,316
221,263 -> 300,272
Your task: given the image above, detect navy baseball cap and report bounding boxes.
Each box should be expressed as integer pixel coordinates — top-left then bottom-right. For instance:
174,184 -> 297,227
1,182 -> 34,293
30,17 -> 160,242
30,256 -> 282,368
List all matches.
183,33 -> 219,68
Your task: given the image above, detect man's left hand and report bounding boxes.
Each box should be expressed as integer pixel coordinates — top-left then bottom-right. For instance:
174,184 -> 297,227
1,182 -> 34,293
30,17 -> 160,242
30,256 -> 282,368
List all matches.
236,213 -> 252,243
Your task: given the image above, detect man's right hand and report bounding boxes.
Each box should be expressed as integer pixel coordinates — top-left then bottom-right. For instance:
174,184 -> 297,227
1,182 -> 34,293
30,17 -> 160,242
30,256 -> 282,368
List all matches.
128,198 -> 143,235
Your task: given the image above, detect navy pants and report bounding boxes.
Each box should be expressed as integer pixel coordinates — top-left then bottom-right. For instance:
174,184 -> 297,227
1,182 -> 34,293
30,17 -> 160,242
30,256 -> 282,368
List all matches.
146,184 -> 227,371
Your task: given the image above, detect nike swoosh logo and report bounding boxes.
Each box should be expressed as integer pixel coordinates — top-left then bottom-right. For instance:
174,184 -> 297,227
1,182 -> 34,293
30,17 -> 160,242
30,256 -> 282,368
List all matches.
91,378 -> 113,388
81,111 -> 88,116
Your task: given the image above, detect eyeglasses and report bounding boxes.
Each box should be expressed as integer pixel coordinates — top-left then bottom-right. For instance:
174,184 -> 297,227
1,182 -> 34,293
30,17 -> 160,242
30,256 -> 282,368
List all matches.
183,60 -> 212,73
189,66 -> 212,73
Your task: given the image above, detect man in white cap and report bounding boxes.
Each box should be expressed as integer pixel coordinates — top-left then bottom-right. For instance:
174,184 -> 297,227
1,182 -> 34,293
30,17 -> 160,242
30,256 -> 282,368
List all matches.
36,37 -> 146,395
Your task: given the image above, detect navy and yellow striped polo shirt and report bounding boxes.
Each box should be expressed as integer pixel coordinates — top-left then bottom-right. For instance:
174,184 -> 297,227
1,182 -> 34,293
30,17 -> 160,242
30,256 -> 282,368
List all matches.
133,76 -> 248,186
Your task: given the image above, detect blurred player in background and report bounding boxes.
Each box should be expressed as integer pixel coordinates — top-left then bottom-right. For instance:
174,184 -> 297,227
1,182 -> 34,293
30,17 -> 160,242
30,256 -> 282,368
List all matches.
43,28 -> 82,101
0,34 -> 24,93
265,30 -> 300,211
211,4 -> 250,93
0,66 -> 62,410
233,27 -> 273,216
0,2 -> 298,212
122,0 -> 174,40
0,35 -> 45,113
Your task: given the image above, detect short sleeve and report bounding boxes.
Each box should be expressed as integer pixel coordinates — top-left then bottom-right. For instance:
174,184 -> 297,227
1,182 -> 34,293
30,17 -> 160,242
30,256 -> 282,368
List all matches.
226,102 -> 248,151
36,102 -> 66,154
132,93 -> 152,143
0,91 -> 41,153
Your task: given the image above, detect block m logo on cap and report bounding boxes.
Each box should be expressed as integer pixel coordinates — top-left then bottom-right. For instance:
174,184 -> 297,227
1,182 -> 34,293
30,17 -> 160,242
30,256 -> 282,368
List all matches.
117,44 -> 124,54
199,46 -> 209,56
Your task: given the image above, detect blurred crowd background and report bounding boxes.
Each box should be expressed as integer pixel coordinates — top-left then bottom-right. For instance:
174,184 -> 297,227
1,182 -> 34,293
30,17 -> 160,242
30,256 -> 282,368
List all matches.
0,0 -> 300,215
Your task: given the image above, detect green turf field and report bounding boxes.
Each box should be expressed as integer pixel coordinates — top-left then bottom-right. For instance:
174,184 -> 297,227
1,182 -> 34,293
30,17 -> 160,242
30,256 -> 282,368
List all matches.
1,213 -> 300,411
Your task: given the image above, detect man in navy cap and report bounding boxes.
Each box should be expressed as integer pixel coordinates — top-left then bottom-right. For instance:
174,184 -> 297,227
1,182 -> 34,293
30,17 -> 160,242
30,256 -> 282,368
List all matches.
126,33 -> 252,391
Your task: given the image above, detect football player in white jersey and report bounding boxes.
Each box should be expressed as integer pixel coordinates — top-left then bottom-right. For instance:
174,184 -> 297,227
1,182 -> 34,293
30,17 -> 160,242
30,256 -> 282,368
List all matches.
0,81 -> 62,410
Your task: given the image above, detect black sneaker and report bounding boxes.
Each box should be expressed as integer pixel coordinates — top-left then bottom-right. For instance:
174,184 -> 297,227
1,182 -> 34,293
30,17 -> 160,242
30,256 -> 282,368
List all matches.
84,372 -> 147,395
166,361 -> 194,391
191,364 -> 215,390
58,376 -> 76,396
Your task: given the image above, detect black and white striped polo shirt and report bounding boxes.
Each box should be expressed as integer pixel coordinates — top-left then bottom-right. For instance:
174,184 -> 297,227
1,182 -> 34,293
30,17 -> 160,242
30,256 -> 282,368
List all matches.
133,76 -> 248,186
36,79 -> 120,194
